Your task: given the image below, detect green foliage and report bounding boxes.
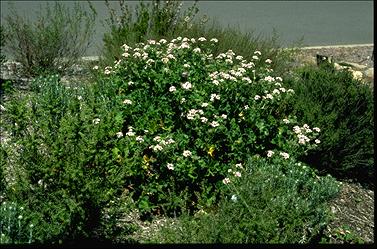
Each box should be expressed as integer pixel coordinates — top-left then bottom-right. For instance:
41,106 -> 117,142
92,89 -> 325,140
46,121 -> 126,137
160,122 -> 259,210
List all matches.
3,2 -> 96,77
147,155 -> 339,243
0,201 -> 34,244
91,37 -> 322,217
285,65 -> 374,185
320,225 -> 365,244
1,75 -> 136,242
1,36 -> 340,243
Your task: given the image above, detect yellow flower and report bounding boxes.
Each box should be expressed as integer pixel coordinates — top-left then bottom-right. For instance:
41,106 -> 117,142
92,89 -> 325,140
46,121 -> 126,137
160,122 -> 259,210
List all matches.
207,146 -> 215,157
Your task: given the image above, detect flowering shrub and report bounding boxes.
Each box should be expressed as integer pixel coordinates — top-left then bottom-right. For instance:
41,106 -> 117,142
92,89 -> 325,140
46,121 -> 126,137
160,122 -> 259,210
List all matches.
0,36 -> 338,242
93,36 -> 322,215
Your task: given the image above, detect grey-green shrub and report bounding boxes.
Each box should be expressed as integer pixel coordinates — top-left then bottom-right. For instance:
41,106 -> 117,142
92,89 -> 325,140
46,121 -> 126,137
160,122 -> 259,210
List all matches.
146,155 -> 339,243
285,65 -> 374,186
101,0 -> 200,65
0,26 -> 6,65
3,2 -> 96,77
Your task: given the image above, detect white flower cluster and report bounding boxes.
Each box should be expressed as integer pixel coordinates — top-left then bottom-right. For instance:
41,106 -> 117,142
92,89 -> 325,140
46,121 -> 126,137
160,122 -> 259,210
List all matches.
293,124 -> 321,145
210,93 -> 221,102
149,136 -> 175,152
122,126 -> 144,143
186,108 -> 204,120
266,150 -> 289,160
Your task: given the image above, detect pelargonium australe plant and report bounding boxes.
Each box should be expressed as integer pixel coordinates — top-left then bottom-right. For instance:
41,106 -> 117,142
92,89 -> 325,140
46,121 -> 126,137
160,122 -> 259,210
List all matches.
93,36 -> 321,215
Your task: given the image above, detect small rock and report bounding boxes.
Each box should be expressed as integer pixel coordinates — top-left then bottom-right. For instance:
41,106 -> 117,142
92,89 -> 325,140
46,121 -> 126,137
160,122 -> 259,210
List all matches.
334,63 -> 347,71
365,68 -> 374,79
339,61 -> 367,70
351,70 -> 363,80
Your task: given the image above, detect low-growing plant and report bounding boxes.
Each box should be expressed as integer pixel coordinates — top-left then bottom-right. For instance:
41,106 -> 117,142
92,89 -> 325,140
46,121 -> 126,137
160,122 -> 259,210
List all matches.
3,1 -> 97,77
285,65 -> 374,186
0,201 -> 34,244
146,155 -> 339,243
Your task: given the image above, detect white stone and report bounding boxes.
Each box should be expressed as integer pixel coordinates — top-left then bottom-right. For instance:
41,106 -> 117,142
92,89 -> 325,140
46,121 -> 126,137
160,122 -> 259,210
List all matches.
365,68 -> 374,79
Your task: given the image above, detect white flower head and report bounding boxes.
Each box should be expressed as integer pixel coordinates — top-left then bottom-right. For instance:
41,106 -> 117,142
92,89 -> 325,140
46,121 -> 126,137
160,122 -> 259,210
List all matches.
234,171 -> 241,177
200,117 -> 208,123
183,150 -> 192,157
116,131 -> 124,138
265,59 -> 272,63
210,121 -> 220,127
222,177 -> 230,184
169,86 -> 177,92
123,99 -> 133,105
210,38 -> 218,43
181,82 -> 192,90
267,150 -> 274,158
280,152 -> 290,160
92,118 -> 100,125
136,136 -> 144,143
167,163 -> 174,170
193,47 -> 201,53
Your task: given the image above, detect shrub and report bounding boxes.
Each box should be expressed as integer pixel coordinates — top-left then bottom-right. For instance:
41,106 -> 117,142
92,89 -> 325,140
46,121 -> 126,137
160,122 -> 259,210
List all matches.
1,36 -> 329,242
146,155 -> 339,243
91,37 -> 323,216
1,75 -> 137,243
285,65 -> 374,186
101,0 -> 200,65
100,0 -> 298,78
3,2 -> 96,77
0,26 -> 6,65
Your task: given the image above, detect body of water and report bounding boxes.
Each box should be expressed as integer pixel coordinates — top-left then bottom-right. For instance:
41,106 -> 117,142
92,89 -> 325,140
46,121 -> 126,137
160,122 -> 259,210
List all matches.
0,0 -> 373,56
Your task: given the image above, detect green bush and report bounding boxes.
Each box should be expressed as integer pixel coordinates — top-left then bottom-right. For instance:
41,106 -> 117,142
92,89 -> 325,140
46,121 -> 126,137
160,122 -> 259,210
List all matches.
146,155 -> 339,243
3,2 -> 96,77
285,65 -> 374,186
90,37 -> 322,216
1,75 -> 135,243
